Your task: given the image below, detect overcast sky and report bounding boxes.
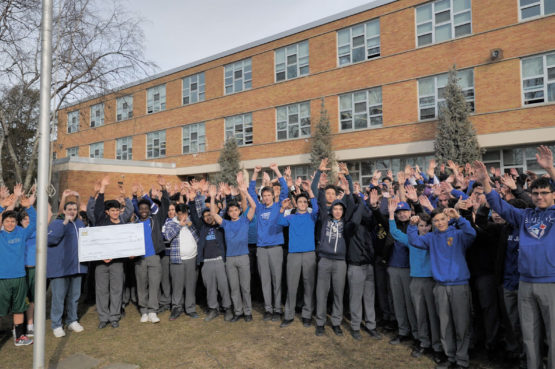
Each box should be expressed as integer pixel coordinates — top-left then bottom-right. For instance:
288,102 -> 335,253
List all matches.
131,0 -> 376,72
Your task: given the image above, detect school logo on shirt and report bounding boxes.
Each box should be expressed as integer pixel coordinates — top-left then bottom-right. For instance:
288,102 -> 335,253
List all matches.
206,228 -> 216,241
260,211 -> 271,220
527,222 -> 547,240
447,237 -> 453,247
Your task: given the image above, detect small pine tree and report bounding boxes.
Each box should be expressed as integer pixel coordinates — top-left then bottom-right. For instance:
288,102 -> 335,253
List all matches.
217,138 -> 241,185
310,99 -> 336,179
434,66 -> 484,167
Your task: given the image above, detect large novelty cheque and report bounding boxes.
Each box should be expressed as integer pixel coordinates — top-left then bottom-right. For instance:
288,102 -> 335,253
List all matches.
78,223 -> 145,262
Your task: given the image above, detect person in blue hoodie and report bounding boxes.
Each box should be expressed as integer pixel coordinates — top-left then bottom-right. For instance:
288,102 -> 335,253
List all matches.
0,189 -> 36,346
248,163 -> 288,321
474,147 -> 555,369
408,207 -> 476,369
389,199 -> 443,363
277,180 -> 318,328
47,197 -> 88,338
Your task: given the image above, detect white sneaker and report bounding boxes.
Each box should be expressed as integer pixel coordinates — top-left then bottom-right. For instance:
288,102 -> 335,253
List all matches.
67,321 -> 84,333
148,312 -> 160,323
53,327 -> 66,338
140,314 -> 149,323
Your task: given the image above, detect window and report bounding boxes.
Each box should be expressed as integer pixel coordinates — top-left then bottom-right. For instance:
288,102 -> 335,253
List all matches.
416,0 -> 471,47
147,84 -> 166,114
275,41 -> 309,81
521,52 -> 555,105
67,111 -> 79,133
276,102 -> 311,140
90,103 -> 104,127
339,87 -> 383,131
116,137 -> 133,160
89,142 -> 104,159
520,0 -> 555,19
225,113 -> 253,146
481,143 -> 555,174
418,69 -> 474,120
337,19 -> 380,66
116,95 -> 133,121
66,147 -> 78,157
182,123 -> 206,154
146,130 -> 166,158
224,59 -> 252,94
347,155 -> 435,186
182,73 -> 205,105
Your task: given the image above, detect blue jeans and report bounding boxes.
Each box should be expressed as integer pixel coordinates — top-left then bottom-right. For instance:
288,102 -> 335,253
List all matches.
50,276 -> 82,329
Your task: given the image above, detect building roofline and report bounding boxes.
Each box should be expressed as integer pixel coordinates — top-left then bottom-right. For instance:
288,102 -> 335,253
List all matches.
61,0 -> 397,110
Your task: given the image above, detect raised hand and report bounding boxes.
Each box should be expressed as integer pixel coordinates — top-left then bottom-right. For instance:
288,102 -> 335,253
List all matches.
236,171 -> 244,185
447,160 -> 459,175
157,175 -> 166,189
101,176 -> 110,188
386,169 -> 393,179
319,158 -> 330,172
20,194 -> 35,208
418,194 -> 434,211
1,194 -> 16,209
319,172 -> 328,187
295,177 -> 302,188
13,183 -> 23,199
501,173 -> 517,190
455,196 -> 470,211
262,172 -> 271,187
131,184 -> 139,196
151,188 -> 161,200
338,162 -> 349,176
536,145 -> 554,170
208,184 -> 218,198
0,186 -> 9,200
396,171 -> 406,184
94,180 -> 101,194
410,215 -> 420,225
253,165 -> 262,174
301,180 -> 311,193
269,163 -> 278,172
405,185 -> 418,202
369,189 -> 379,208
388,196 -> 399,217
444,208 -> 460,219
473,161 -> 490,184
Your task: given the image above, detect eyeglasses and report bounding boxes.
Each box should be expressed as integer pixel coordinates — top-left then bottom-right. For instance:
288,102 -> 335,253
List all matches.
531,191 -> 553,197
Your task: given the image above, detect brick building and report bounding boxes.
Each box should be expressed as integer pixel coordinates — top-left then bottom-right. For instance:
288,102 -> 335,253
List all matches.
53,0 -> 555,199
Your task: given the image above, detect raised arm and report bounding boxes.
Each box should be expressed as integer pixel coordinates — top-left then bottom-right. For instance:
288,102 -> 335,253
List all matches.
239,179 -> 256,221
407,215 -> 431,250
537,145 -> 555,182
248,165 -> 262,206
208,185 -> 223,225
94,176 -> 110,224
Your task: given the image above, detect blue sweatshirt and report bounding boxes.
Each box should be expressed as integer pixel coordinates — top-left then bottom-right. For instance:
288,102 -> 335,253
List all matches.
25,231 -> 36,267
248,177 -> 288,247
0,206 -> 36,279
47,216 -> 88,278
278,198 -> 319,253
389,220 -> 432,277
387,220 -> 410,268
221,213 -> 250,257
486,189 -> 555,283
408,216 -> 476,285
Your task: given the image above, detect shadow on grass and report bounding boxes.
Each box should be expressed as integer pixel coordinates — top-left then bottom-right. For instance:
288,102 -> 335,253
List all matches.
0,330 -> 12,351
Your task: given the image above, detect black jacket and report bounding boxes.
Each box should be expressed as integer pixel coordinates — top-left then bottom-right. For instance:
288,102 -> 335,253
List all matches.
188,201 -> 226,265
345,196 -> 375,265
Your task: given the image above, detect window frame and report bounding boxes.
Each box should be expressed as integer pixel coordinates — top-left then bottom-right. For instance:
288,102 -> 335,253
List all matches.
89,142 -> 104,159
115,136 -> 133,160
224,58 -> 252,95
90,103 -> 104,128
116,95 -> 133,122
66,147 -> 79,158
146,84 -> 166,114
182,72 -> 205,105
415,0 -> 472,48
520,52 -> 555,106
275,40 -> 309,82
182,123 -> 206,154
67,110 -> 79,133
336,18 -> 381,67
146,130 -> 166,159
338,86 -> 383,132
225,113 -> 253,146
519,0 -> 555,21
276,101 -> 311,141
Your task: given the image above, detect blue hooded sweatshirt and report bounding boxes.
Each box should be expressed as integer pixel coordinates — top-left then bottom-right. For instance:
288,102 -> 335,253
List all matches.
389,220 -> 432,277
278,198 -> 319,253
248,177 -> 288,247
486,189 -> 555,283
0,206 -> 36,279
25,231 -> 36,267
47,217 -> 88,278
408,216 -> 476,285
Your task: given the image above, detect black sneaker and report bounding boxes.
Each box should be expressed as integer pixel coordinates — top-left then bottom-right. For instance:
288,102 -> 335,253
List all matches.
389,335 -> 410,345
411,346 -> 431,358
230,314 -> 243,323
302,318 -> 312,327
244,315 -> 253,322
262,312 -> 272,321
433,351 -> 447,364
98,321 -> 108,329
224,308 -> 233,322
435,360 -> 456,369
110,321 -> 119,328
332,325 -> 343,336
157,305 -> 170,313
315,325 -> 325,336
366,328 -> 382,340
383,320 -> 396,331
169,307 -> 182,321
186,312 -> 199,319
350,329 -> 362,341
272,312 -> 282,322
280,319 -> 294,328
204,309 -> 219,322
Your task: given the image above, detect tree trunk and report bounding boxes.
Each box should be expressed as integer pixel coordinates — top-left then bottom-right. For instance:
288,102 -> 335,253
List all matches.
0,134 -> 5,187
23,133 -> 39,190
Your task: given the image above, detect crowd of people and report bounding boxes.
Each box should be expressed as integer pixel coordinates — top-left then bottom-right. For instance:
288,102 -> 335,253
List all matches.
0,145 -> 554,369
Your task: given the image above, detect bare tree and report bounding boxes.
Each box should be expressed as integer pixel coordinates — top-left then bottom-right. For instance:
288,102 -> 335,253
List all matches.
0,0 -> 156,189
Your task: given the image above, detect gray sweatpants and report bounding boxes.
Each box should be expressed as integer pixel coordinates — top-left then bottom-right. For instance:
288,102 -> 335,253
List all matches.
159,254 -> 172,308
316,257 -> 346,327
411,277 -> 441,351
256,246 -> 283,313
201,259 -> 231,310
170,258 -> 197,313
347,264 -> 376,331
226,254 -> 252,316
135,255 -> 162,314
388,266 -> 417,337
518,281 -> 555,369
284,251 -> 316,321
95,260 -> 124,323
434,284 -> 472,367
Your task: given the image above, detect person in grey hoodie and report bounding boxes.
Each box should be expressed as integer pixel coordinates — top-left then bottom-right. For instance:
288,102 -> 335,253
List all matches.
314,175 -> 355,337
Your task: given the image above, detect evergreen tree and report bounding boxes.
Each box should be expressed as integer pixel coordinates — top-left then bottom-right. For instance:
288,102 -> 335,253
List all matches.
310,99 -> 336,178
434,66 -> 484,166
217,138 -> 241,185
